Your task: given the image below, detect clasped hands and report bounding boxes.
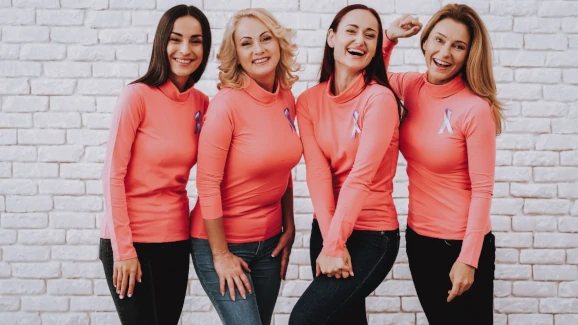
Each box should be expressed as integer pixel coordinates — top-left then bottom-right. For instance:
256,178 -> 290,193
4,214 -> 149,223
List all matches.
315,247 -> 354,279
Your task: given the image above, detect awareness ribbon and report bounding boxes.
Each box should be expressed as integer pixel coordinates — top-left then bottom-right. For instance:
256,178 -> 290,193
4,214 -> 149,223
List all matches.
194,111 -> 201,134
437,108 -> 454,135
284,108 -> 296,133
351,110 -> 361,139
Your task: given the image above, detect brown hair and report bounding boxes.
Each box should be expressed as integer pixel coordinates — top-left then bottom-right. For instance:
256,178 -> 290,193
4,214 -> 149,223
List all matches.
217,8 -> 300,90
420,4 -> 504,134
319,4 -> 403,120
132,5 -> 212,87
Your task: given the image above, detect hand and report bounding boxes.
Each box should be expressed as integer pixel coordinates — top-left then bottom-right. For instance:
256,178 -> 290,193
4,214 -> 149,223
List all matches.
386,14 -> 423,43
213,251 -> 252,301
271,228 -> 295,280
335,247 -> 354,279
447,261 -> 475,302
113,257 -> 142,299
315,251 -> 352,279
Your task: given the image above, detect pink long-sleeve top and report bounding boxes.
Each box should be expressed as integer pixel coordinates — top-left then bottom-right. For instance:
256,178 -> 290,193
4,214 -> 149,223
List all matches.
297,73 -> 400,257
190,77 -> 303,243
383,35 -> 496,268
101,80 -> 208,261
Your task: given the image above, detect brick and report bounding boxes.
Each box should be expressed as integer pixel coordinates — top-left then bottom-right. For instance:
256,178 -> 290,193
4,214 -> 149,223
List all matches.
51,27 -> 98,45
499,51 -> 545,67
66,229 -> 100,245
93,62 -> 140,78
546,51 -> 578,68
514,17 -> 560,33
96,97 -> 117,112
22,296 -> 68,312
0,44 -> 20,60
50,96 -> 96,112
505,118 -> 550,133
536,135 -> 578,151
520,249 -> 565,265
535,168 -> 578,182
2,96 -> 49,112
34,112 -> 81,129
18,130 -> 65,145
534,265 -> 578,281
375,280 -> 417,296
50,212 -> 95,228
556,315 -> 578,325
524,199 -> 570,215
511,183 -> 557,198
497,83 -> 542,100
535,233 -> 578,248
395,0 -> 440,14
31,79 -> 76,95
522,102 -> 567,117
495,232 -> 533,248
0,9 -> 35,25
366,297 -> 401,312
496,264 -> 532,280
6,199 -> 50,219
61,0 -> 108,9
544,85 -> 578,102
14,0 -> 59,7
86,11 -> 131,28
0,162 -> 11,176
0,229 -> 17,245
44,62 -> 92,78
47,279 -> 93,295
52,245 -> 98,261
552,119 -> 578,134
85,147 -> 106,163
509,315 -> 553,325
0,297 -> 20,311
491,33 -> 523,49
2,26 -> 49,43
491,198 -> 524,215
515,68 -> 561,84
0,146 -> 36,162
68,45 -> 116,61
20,44 -> 66,61
495,297 -> 538,313
276,12 -> 320,31
3,246 -> 50,262
42,313 -> 90,325
67,129 -> 109,145
39,180 -> 84,195
559,182 -> 578,199
538,1 -> 578,17
1,213 -> 48,228
0,61 -> 41,77
0,179 -> 37,195
54,196 -> 102,212
38,145 -> 84,162
559,217 -> 578,232
116,45 -> 154,61
490,0 -> 538,15
493,67 -> 514,82
368,313 -> 415,324
131,11 -> 163,26
495,167 -> 532,182
540,298 -> 578,313
37,10 -> 84,26
0,113 -> 33,128
0,78 -> 30,94
564,69 -> 578,84
61,163 -> 103,179
78,79 -> 124,95
512,216 -> 557,232
525,34 -> 567,50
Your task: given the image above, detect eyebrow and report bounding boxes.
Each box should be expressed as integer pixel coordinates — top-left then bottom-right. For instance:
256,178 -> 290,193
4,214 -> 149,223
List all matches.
239,31 -> 271,42
435,32 -> 468,45
170,32 -> 202,38
344,24 -> 378,33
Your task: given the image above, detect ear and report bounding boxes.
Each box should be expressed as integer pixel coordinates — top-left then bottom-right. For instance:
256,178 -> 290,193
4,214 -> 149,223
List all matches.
327,29 -> 335,49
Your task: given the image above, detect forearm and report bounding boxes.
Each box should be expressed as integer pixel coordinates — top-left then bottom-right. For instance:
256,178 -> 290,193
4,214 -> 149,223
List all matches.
281,186 -> 295,232
203,218 -> 229,257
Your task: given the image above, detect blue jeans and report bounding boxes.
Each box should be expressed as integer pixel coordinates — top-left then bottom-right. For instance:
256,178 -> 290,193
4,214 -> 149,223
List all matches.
289,220 -> 400,325
191,233 -> 282,325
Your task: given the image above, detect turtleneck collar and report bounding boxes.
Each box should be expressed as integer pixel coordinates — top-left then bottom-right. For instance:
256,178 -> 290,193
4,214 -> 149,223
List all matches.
158,79 -> 195,102
327,72 -> 366,104
421,72 -> 465,98
244,76 -> 279,106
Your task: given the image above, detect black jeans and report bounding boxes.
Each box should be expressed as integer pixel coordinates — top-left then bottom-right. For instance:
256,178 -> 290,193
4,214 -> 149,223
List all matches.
99,238 -> 190,325
289,219 -> 400,325
406,226 -> 496,325
191,234 -> 282,325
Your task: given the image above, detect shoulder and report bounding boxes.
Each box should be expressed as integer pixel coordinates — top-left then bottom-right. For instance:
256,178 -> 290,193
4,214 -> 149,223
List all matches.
279,88 -> 296,107
462,92 -> 492,119
296,82 -> 325,104
207,88 -> 235,115
366,83 -> 396,99
118,83 -> 150,101
190,88 -> 210,110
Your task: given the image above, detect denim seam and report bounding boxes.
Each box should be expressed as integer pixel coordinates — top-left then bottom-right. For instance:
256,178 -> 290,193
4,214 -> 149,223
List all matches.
325,235 -> 392,324
191,244 -> 229,325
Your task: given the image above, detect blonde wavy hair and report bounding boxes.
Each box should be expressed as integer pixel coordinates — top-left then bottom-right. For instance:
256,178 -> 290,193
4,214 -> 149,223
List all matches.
217,8 -> 300,90
421,4 -> 505,135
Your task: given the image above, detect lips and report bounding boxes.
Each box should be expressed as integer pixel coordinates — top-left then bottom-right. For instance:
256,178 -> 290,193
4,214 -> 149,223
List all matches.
253,57 -> 270,64
433,58 -> 451,67
174,58 -> 193,65
347,48 -> 366,56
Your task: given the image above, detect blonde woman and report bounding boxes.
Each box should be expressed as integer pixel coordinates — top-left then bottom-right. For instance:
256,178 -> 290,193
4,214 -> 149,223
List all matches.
383,4 -> 503,324
189,8 -> 302,325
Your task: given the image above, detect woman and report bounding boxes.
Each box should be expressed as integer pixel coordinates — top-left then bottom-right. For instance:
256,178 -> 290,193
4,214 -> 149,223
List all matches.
383,4 -> 502,324
99,5 -> 211,325
190,8 -> 302,325
289,5 -> 403,325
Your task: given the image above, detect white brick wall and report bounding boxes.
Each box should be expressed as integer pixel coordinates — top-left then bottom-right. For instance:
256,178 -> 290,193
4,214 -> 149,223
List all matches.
0,0 -> 577,324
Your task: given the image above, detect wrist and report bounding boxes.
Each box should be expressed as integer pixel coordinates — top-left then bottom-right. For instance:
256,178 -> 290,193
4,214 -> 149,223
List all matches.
212,249 -> 230,259
385,29 -> 398,43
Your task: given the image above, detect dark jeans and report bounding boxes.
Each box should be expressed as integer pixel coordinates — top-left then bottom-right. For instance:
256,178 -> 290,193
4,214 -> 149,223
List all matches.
406,226 -> 496,325
289,219 -> 400,325
191,233 -> 282,325
99,238 -> 190,325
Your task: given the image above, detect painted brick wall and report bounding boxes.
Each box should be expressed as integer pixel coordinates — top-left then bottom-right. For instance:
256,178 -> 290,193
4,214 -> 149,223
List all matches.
1,0 -> 577,324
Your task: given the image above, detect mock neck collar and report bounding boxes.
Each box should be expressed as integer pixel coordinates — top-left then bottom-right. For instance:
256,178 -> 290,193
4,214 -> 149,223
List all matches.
421,72 -> 465,98
327,72 -> 366,104
158,79 -> 195,102
244,76 -> 279,105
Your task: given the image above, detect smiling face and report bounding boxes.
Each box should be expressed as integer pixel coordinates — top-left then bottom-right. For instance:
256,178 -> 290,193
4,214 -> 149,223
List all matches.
166,15 -> 204,90
234,17 -> 280,90
422,18 -> 470,85
327,9 -> 379,74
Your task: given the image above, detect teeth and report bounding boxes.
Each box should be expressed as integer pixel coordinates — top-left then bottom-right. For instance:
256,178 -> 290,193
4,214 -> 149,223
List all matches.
434,59 -> 450,66
254,58 -> 268,64
176,59 -> 191,64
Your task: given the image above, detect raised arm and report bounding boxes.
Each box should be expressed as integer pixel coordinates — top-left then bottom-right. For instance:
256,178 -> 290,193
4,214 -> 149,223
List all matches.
322,91 -> 400,257
296,95 -> 336,240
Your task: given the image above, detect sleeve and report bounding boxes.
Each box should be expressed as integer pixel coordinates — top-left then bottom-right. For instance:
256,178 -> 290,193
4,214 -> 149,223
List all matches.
296,95 -> 335,239
322,92 -> 400,257
102,86 -> 143,261
457,102 -> 496,268
382,30 -> 422,101
196,95 -> 234,220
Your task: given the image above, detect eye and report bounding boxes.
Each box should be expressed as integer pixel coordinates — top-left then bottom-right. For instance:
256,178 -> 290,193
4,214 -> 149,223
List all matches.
365,33 -> 376,39
262,36 -> 272,42
454,44 -> 466,50
346,29 -> 356,34
241,41 -> 251,46
170,38 -> 180,42
435,37 -> 442,43
191,38 -> 202,44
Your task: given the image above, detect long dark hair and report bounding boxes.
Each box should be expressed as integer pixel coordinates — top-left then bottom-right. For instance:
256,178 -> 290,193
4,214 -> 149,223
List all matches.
132,5 -> 212,87
319,4 -> 404,119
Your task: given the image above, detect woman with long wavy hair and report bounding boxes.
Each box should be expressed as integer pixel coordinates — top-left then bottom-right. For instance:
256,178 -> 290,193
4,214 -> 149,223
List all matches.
289,4 -> 403,324
383,4 -> 503,324
189,8 -> 302,325
100,5 -> 211,325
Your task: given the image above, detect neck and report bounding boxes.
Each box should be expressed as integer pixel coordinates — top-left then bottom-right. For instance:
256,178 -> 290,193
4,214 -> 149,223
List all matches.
169,74 -> 190,92
332,65 -> 361,96
427,72 -> 457,86
254,74 -> 276,93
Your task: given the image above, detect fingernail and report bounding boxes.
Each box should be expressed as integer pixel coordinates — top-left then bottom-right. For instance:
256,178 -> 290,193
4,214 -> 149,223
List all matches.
271,254 -> 275,257
113,284 -> 116,288
120,295 -> 124,299
128,294 -> 132,298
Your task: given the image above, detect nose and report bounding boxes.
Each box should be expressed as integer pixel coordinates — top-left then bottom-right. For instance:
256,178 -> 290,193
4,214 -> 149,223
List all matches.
354,32 -> 363,45
439,43 -> 451,57
253,41 -> 264,54
180,41 -> 191,56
